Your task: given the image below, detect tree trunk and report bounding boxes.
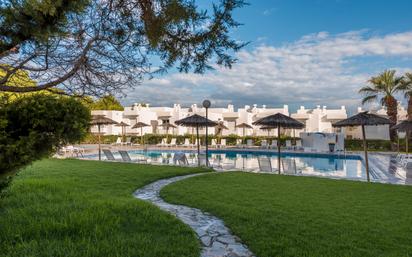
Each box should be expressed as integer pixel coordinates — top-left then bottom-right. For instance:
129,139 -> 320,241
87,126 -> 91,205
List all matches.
408,96 -> 412,121
386,96 -> 398,142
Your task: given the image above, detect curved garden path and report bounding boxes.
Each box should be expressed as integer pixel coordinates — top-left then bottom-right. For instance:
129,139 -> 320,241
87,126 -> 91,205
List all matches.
133,173 -> 255,257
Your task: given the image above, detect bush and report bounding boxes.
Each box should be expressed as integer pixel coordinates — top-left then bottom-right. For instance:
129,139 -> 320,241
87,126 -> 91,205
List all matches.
81,133 -> 299,146
0,95 -> 90,191
344,139 -> 392,151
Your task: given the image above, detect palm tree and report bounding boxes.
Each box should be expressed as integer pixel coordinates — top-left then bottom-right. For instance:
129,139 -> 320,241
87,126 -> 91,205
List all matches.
399,72 -> 412,120
359,70 -> 403,141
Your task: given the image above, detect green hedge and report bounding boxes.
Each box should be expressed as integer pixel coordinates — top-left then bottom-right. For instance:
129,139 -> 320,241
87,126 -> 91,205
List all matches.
345,139 -> 392,151
82,133 -> 299,146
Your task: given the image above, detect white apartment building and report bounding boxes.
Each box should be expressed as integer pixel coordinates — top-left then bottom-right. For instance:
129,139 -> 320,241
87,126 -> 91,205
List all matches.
344,105 -> 408,140
91,102 -> 408,140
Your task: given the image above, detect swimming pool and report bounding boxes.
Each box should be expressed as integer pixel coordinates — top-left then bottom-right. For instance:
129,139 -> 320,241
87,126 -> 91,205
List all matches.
83,149 -> 367,180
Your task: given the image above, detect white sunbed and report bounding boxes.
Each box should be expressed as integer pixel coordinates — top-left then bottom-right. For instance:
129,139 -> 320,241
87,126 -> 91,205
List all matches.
112,137 -> 122,146
236,138 -> 243,148
282,158 -> 298,174
260,139 -> 268,149
122,137 -> 132,146
219,139 -> 227,148
118,150 -> 147,163
167,138 -> 177,147
285,140 -> 293,150
246,139 -> 254,148
156,138 -> 167,147
181,138 -> 192,147
295,140 -> 303,150
102,149 -> 116,161
211,139 -> 218,148
258,156 -> 273,172
269,140 -> 277,149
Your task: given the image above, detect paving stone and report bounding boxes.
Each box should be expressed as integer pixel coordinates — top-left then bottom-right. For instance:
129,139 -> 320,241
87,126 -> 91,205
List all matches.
134,173 -> 255,257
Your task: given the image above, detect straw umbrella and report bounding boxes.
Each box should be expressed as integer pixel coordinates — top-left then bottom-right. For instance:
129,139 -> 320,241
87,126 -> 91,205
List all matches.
132,122 -> 150,145
90,115 -> 118,161
253,113 -> 304,174
175,114 -> 217,166
332,112 -> 392,182
236,123 -> 253,144
392,120 -> 412,154
115,121 -> 130,143
159,123 -> 177,140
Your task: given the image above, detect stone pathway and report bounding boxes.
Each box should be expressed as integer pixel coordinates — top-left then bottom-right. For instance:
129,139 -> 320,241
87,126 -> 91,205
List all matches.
133,173 -> 255,257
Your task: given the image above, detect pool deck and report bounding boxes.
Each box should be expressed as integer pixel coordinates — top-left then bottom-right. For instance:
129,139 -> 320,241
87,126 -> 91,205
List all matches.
63,144 -> 412,185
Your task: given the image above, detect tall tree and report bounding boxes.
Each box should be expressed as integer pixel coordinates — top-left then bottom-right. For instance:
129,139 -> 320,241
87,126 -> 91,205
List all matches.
359,70 -> 403,141
0,0 -> 246,96
399,72 -> 412,121
91,95 -> 124,111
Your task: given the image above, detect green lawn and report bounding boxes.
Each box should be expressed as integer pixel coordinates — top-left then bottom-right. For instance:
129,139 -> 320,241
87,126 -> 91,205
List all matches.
161,172 -> 412,257
0,159 -> 206,257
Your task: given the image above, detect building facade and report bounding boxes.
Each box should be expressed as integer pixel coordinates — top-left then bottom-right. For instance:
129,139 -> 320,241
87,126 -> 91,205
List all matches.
91,103 -> 408,140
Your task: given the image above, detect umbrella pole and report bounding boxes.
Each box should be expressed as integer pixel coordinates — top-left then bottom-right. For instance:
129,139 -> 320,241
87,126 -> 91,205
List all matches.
362,125 -> 370,182
278,124 -> 281,174
196,125 -> 200,166
407,130 -> 409,155
98,125 -> 101,161
140,127 -> 143,146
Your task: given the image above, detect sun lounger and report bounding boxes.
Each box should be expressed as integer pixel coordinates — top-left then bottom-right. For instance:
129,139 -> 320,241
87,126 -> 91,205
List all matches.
118,150 -> 147,163
236,138 -> 243,148
269,140 -> 277,149
122,137 -> 132,146
246,139 -> 254,148
219,139 -> 227,148
282,158 -> 298,174
285,140 -> 292,150
260,139 -> 268,149
295,139 -> 303,150
258,156 -> 273,172
112,137 -> 122,145
156,138 -> 167,147
211,139 -> 218,148
181,138 -> 192,147
102,149 -> 116,161
167,138 -> 177,147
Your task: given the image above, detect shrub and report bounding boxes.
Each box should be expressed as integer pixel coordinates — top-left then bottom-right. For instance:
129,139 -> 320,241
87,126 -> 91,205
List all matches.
0,95 -> 90,192
344,139 -> 392,151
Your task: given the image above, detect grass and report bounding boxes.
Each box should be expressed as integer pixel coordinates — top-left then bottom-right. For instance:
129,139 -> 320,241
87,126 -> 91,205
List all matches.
0,159 -> 207,257
161,172 -> 412,257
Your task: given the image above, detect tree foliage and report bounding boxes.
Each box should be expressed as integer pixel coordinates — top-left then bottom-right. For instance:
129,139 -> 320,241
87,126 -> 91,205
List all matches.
359,70 -> 404,141
90,95 -> 124,111
0,0 -> 246,96
0,95 -> 91,178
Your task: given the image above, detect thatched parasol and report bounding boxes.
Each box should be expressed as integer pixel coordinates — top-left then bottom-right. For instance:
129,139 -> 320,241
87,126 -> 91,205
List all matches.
176,114 -> 217,166
392,120 -> 412,154
260,126 -> 275,137
159,123 -> 177,137
253,113 -> 304,174
115,121 -> 130,143
90,115 -> 118,160
333,111 -> 392,182
132,122 -> 150,145
236,123 -> 253,136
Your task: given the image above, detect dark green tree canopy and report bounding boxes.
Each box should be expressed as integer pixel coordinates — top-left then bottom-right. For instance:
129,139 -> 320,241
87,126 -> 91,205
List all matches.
90,95 -> 124,111
0,94 -> 91,176
0,0 -> 246,96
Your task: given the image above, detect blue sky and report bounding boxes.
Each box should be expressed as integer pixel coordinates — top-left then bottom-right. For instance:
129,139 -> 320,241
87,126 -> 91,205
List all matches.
123,0 -> 412,113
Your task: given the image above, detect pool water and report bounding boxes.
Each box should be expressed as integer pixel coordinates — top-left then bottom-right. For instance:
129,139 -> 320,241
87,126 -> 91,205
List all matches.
84,149 -> 366,179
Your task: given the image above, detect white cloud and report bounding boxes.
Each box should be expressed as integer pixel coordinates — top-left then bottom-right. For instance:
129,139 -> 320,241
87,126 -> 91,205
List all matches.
123,30 -> 412,112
